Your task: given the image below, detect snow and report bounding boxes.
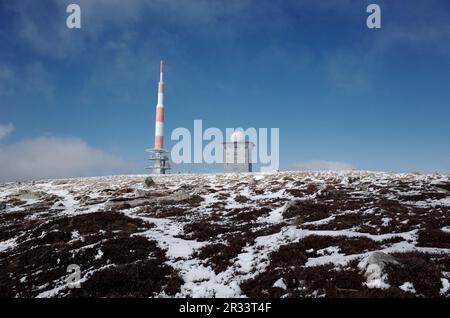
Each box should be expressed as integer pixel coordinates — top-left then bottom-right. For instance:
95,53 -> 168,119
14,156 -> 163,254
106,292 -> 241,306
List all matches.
306,228 -> 417,243
364,272 -> 390,289
357,254 -> 395,290
306,252 -> 351,267
94,249 -> 104,260
399,282 -> 416,293
236,251 -> 255,273
437,197 -> 450,205
36,264 -> 113,298
273,278 -> 287,290
361,263 -> 390,289
441,278 -> 450,295
128,215 -> 206,259
381,217 -> 392,227
317,246 -> 340,256
70,230 -> 82,242
261,205 -> 284,224
442,226 -> 450,234
302,215 -> 335,226
0,237 -> 17,253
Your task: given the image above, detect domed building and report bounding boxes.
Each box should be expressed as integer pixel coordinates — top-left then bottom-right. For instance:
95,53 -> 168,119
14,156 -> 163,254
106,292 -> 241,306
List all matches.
230,131 -> 245,143
223,131 -> 254,173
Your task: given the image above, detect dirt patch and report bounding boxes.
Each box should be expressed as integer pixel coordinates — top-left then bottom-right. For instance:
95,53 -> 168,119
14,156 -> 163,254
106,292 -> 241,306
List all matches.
386,252 -> 447,297
304,235 -> 384,255
0,212 -> 157,297
240,243 -> 441,298
182,223 -> 231,241
14,212 -> 152,249
196,238 -> 247,274
68,257 -> 182,297
399,193 -> 448,201
235,195 -> 250,203
240,255 -> 427,298
240,262 -> 373,298
433,182 -> 450,192
0,244 -> 73,297
282,200 -> 331,222
228,207 -> 271,222
140,204 -> 188,218
101,236 -> 157,264
417,228 -> 450,249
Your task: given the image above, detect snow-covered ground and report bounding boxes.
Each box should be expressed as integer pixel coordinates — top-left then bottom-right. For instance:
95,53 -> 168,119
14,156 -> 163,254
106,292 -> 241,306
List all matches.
0,171 -> 449,298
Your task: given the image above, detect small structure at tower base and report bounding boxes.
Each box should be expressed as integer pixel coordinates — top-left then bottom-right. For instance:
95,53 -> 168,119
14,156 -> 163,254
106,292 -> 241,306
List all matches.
146,148 -> 170,175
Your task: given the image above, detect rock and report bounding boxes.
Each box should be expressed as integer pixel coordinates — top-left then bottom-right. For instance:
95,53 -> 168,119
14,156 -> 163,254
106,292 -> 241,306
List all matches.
434,186 -> 450,193
144,177 -> 155,188
360,252 -> 400,271
104,197 -> 149,210
433,182 -> 450,192
177,183 -> 207,196
159,190 -> 191,203
13,189 -> 46,201
104,190 -> 198,210
358,252 -> 400,289
282,200 -> 298,219
52,179 -> 68,185
357,184 -> 370,192
177,183 -> 195,191
135,189 -> 152,197
0,201 -> 6,210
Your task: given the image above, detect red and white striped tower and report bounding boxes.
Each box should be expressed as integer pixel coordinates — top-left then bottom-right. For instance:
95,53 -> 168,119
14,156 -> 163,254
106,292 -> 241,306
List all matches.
146,59 -> 170,174
155,60 -> 165,150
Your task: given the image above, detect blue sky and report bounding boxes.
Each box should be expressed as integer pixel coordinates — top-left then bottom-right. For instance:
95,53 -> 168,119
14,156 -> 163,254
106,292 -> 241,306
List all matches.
1,0 -> 450,180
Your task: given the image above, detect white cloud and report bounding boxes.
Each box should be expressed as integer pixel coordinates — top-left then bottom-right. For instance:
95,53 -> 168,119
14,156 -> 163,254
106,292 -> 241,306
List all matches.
287,160 -> 356,171
9,0 -> 251,59
11,1 -> 75,59
0,136 -> 135,182
0,123 -> 14,140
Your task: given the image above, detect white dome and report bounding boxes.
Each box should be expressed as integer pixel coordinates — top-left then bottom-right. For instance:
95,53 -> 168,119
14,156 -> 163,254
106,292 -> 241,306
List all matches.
230,131 -> 245,142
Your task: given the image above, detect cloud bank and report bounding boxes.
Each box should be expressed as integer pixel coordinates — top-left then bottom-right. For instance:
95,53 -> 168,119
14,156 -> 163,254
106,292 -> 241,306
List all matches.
287,160 -> 356,171
0,136 -> 135,182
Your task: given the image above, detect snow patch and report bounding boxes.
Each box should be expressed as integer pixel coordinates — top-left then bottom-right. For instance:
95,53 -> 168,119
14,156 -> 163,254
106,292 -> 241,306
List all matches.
0,237 -> 17,253
441,278 -> 450,295
441,226 -> 450,233
399,282 -> 416,293
273,278 -> 287,290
